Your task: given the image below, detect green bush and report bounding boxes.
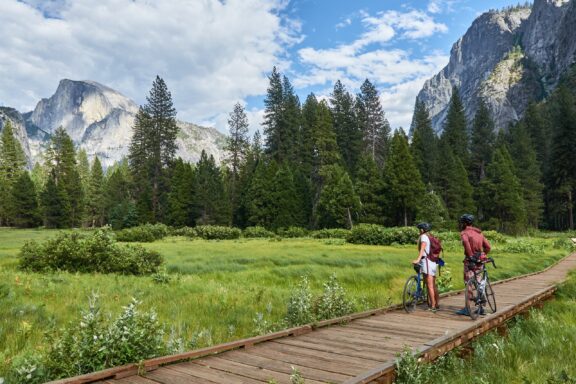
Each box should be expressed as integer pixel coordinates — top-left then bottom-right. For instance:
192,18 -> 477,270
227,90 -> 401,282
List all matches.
346,224 -> 418,245
116,223 -> 170,242
243,226 -> 275,238
19,228 -> 162,275
285,276 -> 314,327
277,226 -> 309,238
315,274 -> 354,320
436,231 -> 461,242
483,230 -> 507,244
195,225 -> 241,240
502,240 -> 545,254
311,228 -> 350,239
171,226 -> 197,238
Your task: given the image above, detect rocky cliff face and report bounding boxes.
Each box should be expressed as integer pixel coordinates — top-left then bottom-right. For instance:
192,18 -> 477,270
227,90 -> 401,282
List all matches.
1,79 -> 226,167
416,0 -> 575,132
0,107 -> 32,166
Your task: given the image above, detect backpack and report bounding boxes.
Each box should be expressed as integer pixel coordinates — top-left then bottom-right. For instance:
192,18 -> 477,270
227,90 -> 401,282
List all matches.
423,234 -> 443,262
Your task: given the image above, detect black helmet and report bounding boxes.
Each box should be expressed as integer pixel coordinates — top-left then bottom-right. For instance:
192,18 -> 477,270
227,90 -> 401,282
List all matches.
459,214 -> 474,225
416,222 -> 432,232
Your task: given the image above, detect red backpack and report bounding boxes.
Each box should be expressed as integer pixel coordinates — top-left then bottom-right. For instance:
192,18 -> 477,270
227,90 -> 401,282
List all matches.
423,234 -> 443,262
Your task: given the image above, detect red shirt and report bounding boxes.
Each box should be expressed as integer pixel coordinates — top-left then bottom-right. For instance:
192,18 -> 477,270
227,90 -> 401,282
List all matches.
460,226 -> 491,258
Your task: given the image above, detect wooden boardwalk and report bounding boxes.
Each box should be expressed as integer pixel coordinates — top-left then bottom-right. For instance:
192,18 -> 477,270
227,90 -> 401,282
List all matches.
53,253 -> 576,384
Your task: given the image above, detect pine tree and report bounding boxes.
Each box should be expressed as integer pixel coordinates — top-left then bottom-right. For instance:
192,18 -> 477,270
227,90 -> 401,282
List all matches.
410,100 -> 439,185
224,102 -> 250,218
547,85 -> 576,229
263,67 -> 285,162
245,160 -> 277,228
41,170 -> 71,228
77,148 -> 90,200
281,75 -> 302,164
300,94 -> 319,176
383,130 -> 425,226
415,187 -> 449,230
105,163 -> 137,229
167,158 -> 195,227
330,80 -> 362,175
84,156 -> 105,227
11,172 -> 41,228
193,151 -> 230,225
470,100 -> 496,185
507,122 -> 544,228
270,164 -> 304,229
442,87 -> 469,166
316,164 -> 361,229
478,146 -> 527,234
523,102 -> 549,168
128,76 -> 179,223
356,79 -> 390,167
435,138 -> 475,220
44,127 -> 84,227
354,154 -> 384,224
314,100 -> 341,168
0,120 -> 27,225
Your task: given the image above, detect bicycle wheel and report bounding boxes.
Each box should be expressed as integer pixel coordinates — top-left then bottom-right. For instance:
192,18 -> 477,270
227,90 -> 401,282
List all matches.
464,279 -> 480,320
485,279 -> 497,313
402,276 -> 418,313
421,279 -> 431,307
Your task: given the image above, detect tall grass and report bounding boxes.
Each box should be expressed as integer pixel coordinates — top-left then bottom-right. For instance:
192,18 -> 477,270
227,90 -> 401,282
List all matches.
0,228 -> 570,379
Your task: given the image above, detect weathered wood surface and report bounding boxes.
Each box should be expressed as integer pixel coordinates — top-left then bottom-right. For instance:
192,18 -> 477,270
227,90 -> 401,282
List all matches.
49,252 -> 576,384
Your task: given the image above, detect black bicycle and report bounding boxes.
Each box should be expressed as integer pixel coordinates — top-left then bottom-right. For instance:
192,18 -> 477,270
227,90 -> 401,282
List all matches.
464,256 -> 497,320
403,263 -> 430,312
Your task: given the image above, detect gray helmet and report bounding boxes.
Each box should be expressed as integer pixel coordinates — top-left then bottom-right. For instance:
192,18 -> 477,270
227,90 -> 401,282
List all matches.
416,222 -> 432,232
459,214 -> 474,225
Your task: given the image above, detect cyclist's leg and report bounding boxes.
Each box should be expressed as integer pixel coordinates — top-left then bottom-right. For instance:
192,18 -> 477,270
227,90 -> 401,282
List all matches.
425,273 -> 436,308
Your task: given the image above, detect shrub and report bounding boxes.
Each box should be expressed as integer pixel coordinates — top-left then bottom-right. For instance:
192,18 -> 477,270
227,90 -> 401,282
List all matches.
19,228 -> 162,275
243,226 -> 275,238
483,230 -> 507,244
195,225 -> 241,240
314,274 -> 354,320
116,223 -> 170,242
346,224 -> 418,245
285,276 -> 314,327
171,226 -> 197,238
311,228 -> 350,239
502,240 -> 545,254
553,238 -> 576,251
436,231 -> 461,242
41,296 -> 165,380
277,227 -> 309,238
5,352 -> 47,384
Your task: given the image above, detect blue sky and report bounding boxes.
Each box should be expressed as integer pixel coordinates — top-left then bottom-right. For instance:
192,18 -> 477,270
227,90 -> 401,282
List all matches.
0,0 -> 524,134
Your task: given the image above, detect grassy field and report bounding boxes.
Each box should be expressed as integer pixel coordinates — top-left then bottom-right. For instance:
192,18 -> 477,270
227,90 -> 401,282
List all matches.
0,228 -> 571,378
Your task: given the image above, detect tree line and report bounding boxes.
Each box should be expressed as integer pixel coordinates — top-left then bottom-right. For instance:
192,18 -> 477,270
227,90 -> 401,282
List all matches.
0,68 -> 574,233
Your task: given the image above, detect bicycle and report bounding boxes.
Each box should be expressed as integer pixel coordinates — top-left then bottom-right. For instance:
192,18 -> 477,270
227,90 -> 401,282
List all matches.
402,263 -> 430,312
464,256 -> 497,320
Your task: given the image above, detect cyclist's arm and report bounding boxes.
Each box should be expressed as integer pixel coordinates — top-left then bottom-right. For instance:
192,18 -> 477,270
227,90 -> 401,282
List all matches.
412,238 -> 428,264
482,236 -> 491,254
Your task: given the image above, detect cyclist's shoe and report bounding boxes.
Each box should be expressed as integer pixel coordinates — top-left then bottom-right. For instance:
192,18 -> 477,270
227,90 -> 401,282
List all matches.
456,308 -> 469,316
427,307 -> 438,313
475,307 -> 486,316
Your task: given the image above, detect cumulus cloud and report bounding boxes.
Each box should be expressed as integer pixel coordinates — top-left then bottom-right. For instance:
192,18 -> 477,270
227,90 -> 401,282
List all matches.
0,0 -> 301,128
428,0 -> 462,14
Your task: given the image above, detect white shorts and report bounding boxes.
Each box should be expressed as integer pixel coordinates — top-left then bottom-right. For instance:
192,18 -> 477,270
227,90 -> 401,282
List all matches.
420,258 -> 438,277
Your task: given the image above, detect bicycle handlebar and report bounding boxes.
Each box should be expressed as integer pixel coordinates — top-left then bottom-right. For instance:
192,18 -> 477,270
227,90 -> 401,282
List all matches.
486,257 -> 497,269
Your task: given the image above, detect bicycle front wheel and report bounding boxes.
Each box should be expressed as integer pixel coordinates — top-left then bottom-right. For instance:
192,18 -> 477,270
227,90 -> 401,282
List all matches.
485,279 -> 497,313
403,276 -> 418,313
465,279 -> 480,320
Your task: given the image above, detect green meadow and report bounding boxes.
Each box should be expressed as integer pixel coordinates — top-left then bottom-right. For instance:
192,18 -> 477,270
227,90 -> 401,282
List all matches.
0,228 -> 571,377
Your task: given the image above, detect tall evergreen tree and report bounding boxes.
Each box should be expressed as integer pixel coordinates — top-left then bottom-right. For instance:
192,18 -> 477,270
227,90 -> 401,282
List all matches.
316,164 -> 360,229
300,94 -> 319,176
245,160 -> 278,228
128,76 -> 178,223
383,130 -> 425,226
224,102 -> 250,218
523,102 -> 549,169
281,75 -> 302,164
547,85 -> 576,229
105,163 -> 137,229
355,154 -> 384,224
0,120 -> 27,225
41,170 -> 71,228
44,127 -> 83,227
262,67 -> 285,162
330,80 -> 362,174
11,172 -> 41,228
356,79 -> 390,167
270,164 -> 304,229
478,146 -> 527,234
313,100 -> 341,168
193,151 -> 230,225
469,100 -> 496,185
442,87 -> 469,166
77,148 -> 90,199
167,159 -> 195,227
410,100 -> 439,185
435,138 -> 475,220
84,156 -> 105,227
507,122 -> 544,228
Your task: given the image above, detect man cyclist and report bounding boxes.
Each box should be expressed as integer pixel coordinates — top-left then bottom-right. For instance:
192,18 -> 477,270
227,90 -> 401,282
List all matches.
457,214 -> 491,315
412,222 -> 440,312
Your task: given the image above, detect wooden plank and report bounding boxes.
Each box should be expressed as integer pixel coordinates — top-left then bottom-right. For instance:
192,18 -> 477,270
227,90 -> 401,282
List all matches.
193,355 -> 326,384
273,337 -> 393,362
219,350 -> 351,383
166,363 -> 263,384
144,367 -> 219,384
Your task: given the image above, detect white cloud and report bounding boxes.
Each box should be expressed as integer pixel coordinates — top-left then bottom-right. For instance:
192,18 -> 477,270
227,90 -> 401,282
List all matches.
381,10 -> 448,39
427,0 -> 461,14
0,0 -> 301,130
